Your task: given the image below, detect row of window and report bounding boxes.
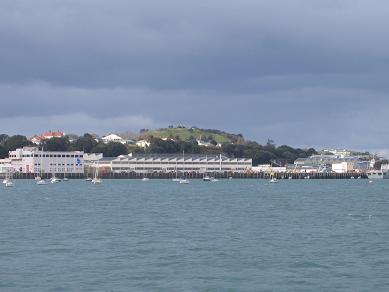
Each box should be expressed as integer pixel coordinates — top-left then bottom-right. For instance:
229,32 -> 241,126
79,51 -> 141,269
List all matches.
111,161 -> 251,165
24,154 -> 83,158
34,163 -> 83,166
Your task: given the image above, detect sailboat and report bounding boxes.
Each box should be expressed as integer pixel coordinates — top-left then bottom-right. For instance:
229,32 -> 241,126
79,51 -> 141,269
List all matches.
50,155 -> 61,183
172,161 -> 180,182
91,164 -> 102,184
63,163 -> 69,181
3,170 -> 14,187
36,148 -> 48,185
179,150 -> 190,184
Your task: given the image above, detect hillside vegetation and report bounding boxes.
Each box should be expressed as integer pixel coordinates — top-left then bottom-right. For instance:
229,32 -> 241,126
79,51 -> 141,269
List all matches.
139,127 -> 245,144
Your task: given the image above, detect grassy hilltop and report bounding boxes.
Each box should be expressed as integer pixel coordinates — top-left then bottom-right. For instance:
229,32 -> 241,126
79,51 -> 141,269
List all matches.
138,126 -> 245,144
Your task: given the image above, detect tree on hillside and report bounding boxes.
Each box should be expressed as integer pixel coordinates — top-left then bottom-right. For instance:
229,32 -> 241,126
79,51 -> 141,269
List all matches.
4,135 -> 32,151
90,142 -> 128,157
41,137 -> 71,151
0,134 -> 9,144
0,145 -> 8,159
71,134 -> 98,153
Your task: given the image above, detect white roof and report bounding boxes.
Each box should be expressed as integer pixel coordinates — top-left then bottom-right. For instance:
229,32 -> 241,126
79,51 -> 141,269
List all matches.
102,134 -> 124,140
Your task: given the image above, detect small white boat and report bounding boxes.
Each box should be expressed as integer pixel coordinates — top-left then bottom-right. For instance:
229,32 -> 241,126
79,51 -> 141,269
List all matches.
63,177 -> 69,182
5,181 -> 14,187
211,178 -> 219,182
36,179 -> 48,185
50,177 -> 61,184
172,178 -> 180,182
304,175 -> 311,180
228,177 -> 233,180
179,178 -> 189,184
141,177 -> 150,181
350,176 -> 355,179
270,178 -> 279,183
2,178 -> 10,184
85,177 -> 92,182
91,178 -> 102,184
34,176 -> 42,181
203,175 -> 212,181
288,176 -> 293,180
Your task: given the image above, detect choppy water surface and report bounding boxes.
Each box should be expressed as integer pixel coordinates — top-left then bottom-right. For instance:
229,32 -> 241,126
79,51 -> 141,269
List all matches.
1,179 -> 389,291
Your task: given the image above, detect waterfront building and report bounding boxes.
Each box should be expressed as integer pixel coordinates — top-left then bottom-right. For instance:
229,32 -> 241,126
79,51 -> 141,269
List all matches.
8,147 -> 84,174
85,153 -> 252,175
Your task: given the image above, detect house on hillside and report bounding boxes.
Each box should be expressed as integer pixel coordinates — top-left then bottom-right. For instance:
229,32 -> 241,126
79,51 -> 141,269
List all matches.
102,134 -> 127,144
136,140 -> 150,148
30,130 -> 65,145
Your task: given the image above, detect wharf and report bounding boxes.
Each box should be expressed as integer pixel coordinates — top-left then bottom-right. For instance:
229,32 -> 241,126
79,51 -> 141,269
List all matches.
2,172 -> 368,180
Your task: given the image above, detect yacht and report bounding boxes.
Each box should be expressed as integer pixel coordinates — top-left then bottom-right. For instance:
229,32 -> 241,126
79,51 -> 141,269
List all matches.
36,148 -> 47,185
5,181 -> 14,187
36,179 -> 48,185
179,178 -> 189,184
91,164 -> 102,184
91,177 -> 102,184
50,177 -> 61,184
270,178 -> 279,183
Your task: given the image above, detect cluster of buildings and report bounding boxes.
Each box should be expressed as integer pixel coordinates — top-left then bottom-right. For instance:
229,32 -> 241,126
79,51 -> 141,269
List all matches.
0,144 -> 383,177
0,147 -> 252,176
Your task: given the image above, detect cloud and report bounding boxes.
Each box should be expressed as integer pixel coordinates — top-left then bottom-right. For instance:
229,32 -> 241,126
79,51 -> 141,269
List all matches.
0,0 -> 389,149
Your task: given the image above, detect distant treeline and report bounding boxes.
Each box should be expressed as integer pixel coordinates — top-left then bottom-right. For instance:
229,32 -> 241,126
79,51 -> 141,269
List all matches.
0,134 -> 317,165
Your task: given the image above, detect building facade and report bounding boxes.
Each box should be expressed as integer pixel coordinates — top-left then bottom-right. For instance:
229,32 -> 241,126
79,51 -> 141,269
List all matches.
9,147 -> 84,174
86,153 -> 252,175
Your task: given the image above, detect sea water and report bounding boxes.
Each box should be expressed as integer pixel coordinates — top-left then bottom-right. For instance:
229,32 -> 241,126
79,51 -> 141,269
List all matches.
1,179 -> 389,291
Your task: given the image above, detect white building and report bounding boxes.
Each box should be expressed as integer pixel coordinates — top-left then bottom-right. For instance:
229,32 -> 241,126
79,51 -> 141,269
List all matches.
322,149 -> 352,158
102,134 -> 126,144
136,140 -> 150,148
8,147 -> 84,174
30,131 -> 66,145
332,162 -> 354,173
87,153 -> 252,174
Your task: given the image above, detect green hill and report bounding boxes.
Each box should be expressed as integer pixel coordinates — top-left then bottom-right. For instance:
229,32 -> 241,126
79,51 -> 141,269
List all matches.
138,127 -> 245,144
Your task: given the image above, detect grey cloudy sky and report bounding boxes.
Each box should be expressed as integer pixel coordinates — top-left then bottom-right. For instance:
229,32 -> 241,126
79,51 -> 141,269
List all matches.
1,0 -> 389,152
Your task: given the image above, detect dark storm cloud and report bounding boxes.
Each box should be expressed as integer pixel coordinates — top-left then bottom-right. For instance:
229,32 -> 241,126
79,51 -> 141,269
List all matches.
1,0 -> 389,150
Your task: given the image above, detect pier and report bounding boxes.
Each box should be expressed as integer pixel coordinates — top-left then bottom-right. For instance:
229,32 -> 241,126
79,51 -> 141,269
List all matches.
1,172 -> 368,180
